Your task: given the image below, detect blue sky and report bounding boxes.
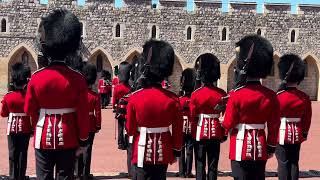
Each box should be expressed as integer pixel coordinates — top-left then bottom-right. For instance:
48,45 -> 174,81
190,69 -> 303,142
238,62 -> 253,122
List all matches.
41,0 -> 320,13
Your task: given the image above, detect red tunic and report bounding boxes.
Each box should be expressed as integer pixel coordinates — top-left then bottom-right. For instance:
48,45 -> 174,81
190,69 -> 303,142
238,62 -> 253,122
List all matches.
277,87 -> 312,144
112,83 -> 131,110
1,91 -> 32,134
125,87 -> 183,165
179,96 -> 191,135
88,89 -> 102,132
189,86 -> 227,140
223,82 -> 280,161
24,63 -> 89,149
98,79 -> 111,94
112,76 -> 119,87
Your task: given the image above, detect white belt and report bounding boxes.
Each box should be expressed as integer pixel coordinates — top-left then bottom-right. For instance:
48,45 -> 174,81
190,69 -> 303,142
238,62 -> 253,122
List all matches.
235,123 -> 265,161
129,136 -> 133,144
35,108 -> 76,149
279,117 -> 301,145
101,85 -> 106,88
137,127 -> 169,167
89,112 -> 94,115
7,113 -> 28,135
196,114 -> 220,141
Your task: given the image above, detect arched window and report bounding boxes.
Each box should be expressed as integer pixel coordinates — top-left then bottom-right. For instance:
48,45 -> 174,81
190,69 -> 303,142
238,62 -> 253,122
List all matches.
187,26 -> 192,40
152,3 -> 157,9
291,29 -> 296,43
151,25 -> 157,39
222,27 -> 227,41
1,18 -> 6,32
257,28 -> 262,36
21,51 -> 29,65
115,24 -> 121,38
96,54 -> 103,72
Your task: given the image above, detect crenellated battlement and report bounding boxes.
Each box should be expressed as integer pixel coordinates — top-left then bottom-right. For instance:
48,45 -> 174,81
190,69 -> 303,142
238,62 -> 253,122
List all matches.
229,1 -> 257,13
1,0 -> 320,16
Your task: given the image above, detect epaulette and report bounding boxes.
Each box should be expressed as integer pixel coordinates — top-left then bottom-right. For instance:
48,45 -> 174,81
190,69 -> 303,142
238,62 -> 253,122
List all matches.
67,66 -> 84,77
5,91 -> 14,95
234,85 -> 245,92
32,67 -> 46,75
131,88 -> 144,95
193,86 -> 204,93
276,90 -> 285,95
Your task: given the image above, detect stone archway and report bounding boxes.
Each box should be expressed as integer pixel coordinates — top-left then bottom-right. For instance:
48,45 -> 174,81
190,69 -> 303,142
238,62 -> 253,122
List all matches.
89,48 -> 113,91
261,53 -> 281,91
300,54 -> 319,101
7,45 -> 38,86
168,55 -> 184,94
122,48 -> 142,63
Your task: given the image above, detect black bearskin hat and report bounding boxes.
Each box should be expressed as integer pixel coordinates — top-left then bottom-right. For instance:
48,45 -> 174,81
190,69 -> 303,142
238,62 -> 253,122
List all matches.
236,35 -> 274,78
140,39 -> 175,83
82,63 -> 97,85
101,70 -> 111,80
10,62 -> 31,88
118,61 -> 132,84
180,68 -> 196,93
278,54 -> 305,83
114,65 -> 119,76
40,9 -> 81,61
196,53 -> 221,84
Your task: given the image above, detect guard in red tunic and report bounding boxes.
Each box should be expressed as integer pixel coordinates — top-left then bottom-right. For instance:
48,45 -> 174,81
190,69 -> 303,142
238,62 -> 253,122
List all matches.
276,54 -> 312,180
75,63 -> 102,180
24,9 -> 89,180
177,68 -> 196,178
189,53 -> 227,180
1,63 -> 32,180
112,65 -> 119,92
223,35 -> 280,180
98,70 -> 112,108
125,40 -> 183,180
113,62 -> 132,150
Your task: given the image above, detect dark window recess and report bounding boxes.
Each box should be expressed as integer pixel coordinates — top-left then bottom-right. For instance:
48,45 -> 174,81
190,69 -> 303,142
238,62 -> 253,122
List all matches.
222,27 -> 227,41
96,54 -> 103,72
115,24 -> 121,37
151,25 -> 157,39
1,18 -> 6,32
21,51 -> 29,65
187,26 -> 192,40
291,30 -> 296,43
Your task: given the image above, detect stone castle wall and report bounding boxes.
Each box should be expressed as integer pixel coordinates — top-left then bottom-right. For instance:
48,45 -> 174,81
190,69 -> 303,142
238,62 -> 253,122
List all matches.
0,0 -> 320,99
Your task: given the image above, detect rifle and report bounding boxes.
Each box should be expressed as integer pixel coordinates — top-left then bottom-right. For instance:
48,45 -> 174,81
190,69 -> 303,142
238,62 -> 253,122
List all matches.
277,62 -> 295,92
194,58 -> 202,89
214,43 -> 255,112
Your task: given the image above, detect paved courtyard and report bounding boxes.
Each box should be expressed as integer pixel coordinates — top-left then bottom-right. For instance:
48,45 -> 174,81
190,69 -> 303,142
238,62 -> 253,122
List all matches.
0,103 -> 320,179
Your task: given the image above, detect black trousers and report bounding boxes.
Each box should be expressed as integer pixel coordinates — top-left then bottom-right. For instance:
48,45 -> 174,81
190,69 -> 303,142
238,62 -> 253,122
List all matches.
7,133 -> 30,180
117,117 -> 126,149
35,148 -> 76,180
194,139 -> 220,180
100,93 -> 109,107
75,132 -> 95,177
231,160 -> 266,180
179,134 -> 194,176
275,144 -> 301,180
133,164 -> 168,180
125,135 -> 134,177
